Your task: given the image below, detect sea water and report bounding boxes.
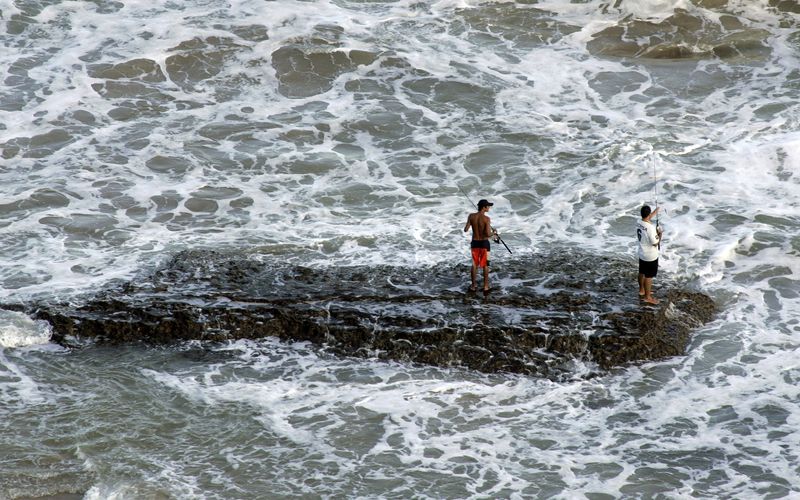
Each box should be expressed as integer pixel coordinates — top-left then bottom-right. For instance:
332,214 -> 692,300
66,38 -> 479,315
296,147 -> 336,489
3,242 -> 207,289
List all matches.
1,0 -> 799,498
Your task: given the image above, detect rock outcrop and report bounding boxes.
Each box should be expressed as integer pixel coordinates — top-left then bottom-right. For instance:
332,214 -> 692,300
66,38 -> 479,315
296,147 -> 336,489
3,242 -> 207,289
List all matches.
10,249 -> 716,379
587,9 -> 771,61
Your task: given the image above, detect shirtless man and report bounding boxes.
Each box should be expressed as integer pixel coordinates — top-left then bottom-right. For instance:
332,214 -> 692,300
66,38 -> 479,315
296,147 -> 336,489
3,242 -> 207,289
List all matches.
464,199 -> 498,292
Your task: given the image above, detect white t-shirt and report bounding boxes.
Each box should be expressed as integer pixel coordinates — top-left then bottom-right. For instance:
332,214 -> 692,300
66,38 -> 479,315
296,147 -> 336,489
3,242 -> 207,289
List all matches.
637,219 -> 660,262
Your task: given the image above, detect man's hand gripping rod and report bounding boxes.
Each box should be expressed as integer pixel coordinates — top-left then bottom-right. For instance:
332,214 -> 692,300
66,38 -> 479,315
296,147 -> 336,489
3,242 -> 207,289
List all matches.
653,155 -> 663,250
457,185 -> 512,254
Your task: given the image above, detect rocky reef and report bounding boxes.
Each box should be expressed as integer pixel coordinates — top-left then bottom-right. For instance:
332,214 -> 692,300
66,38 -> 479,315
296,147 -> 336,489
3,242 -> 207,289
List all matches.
586,8 -> 771,61
10,249 -> 716,379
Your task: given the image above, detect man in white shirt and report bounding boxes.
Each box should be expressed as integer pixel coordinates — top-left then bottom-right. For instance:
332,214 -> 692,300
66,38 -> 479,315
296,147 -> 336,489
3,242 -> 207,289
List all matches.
637,205 -> 663,304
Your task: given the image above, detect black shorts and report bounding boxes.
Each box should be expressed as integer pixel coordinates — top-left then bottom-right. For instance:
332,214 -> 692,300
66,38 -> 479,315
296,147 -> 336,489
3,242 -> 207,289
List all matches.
471,239 -> 491,250
639,258 -> 658,278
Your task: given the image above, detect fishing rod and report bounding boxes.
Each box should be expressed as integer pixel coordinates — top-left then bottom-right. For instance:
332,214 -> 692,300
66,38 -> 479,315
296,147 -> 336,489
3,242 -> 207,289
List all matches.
652,154 -> 661,249
457,185 -> 512,254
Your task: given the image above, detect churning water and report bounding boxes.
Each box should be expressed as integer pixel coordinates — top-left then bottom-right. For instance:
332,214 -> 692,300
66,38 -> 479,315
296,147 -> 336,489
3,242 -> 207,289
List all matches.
1,0 -> 799,498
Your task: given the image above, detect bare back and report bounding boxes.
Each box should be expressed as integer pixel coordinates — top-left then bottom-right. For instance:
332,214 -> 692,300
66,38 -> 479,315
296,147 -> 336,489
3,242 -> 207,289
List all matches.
464,211 -> 492,240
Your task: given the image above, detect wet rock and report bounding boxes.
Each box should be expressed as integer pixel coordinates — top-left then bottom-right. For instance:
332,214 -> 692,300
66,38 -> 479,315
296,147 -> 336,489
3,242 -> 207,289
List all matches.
165,37 -> 248,90
587,9 -> 771,61
15,249 -> 716,379
455,3 -> 582,51
770,0 -> 800,14
271,25 -> 379,98
88,58 -> 167,83
272,46 -> 378,98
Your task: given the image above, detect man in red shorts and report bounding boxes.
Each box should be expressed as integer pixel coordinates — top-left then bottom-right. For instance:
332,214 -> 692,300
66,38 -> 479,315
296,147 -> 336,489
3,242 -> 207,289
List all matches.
464,199 -> 498,292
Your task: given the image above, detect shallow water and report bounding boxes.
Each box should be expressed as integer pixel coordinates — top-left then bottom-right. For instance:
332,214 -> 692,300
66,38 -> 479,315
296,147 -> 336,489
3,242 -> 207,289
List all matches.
1,0 -> 799,498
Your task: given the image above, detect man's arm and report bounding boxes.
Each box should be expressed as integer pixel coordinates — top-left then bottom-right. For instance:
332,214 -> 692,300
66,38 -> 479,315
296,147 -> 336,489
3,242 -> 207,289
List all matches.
648,224 -> 660,247
464,214 -> 473,233
481,215 -> 494,240
643,208 -> 662,247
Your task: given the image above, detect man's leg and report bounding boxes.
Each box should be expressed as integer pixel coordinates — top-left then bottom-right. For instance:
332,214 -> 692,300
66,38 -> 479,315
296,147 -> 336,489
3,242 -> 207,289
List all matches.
638,273 -> 646,296
483,252 -> 491,291
643,277 -> 659,304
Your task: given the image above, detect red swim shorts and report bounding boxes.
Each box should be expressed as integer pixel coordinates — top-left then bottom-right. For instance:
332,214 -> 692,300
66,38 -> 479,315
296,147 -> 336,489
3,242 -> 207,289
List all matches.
471,248 -> 489,268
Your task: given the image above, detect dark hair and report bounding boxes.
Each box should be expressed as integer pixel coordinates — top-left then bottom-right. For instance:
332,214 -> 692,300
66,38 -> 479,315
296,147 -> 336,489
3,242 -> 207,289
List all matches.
641,205 -> 652,219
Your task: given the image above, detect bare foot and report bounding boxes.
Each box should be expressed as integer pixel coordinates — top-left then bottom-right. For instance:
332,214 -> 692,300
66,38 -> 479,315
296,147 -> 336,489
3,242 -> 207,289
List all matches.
469,285 -> 477,292
642,296 -> 659,305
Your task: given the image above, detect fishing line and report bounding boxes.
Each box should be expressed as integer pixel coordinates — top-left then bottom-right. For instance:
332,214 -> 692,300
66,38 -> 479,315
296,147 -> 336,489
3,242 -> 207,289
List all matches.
457,184 -> 479,211
652,154 -> 659,229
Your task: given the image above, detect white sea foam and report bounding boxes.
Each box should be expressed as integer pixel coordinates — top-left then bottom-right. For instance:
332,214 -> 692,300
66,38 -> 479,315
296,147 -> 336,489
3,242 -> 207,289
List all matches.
127,334 -> 799,498
0,350 -> 45,406
0,310 -> 52,348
